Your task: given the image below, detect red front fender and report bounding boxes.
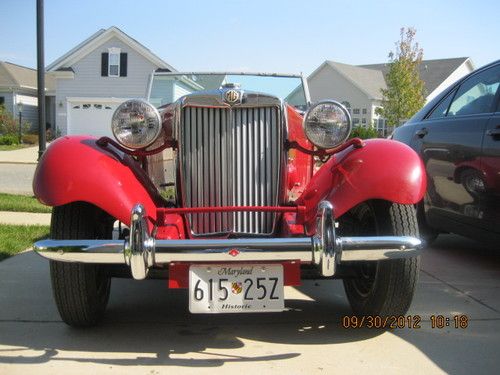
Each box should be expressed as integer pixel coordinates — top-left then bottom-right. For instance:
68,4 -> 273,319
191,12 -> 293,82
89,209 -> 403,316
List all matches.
296,139 -> 426,232
33,136 -> 162,226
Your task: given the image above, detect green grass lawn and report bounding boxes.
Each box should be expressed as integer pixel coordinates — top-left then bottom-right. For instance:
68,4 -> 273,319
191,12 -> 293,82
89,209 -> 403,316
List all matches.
0,193 -> 52,213
0,144 -> 33,151
0,224 -> 49,261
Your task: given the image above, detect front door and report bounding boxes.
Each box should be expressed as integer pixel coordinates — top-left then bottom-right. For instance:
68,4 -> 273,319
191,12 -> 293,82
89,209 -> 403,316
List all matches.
480,108 -> 500,236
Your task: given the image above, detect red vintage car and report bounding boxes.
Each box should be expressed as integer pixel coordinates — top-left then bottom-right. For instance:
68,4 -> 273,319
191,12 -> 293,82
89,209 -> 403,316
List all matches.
33,73 -> 426,327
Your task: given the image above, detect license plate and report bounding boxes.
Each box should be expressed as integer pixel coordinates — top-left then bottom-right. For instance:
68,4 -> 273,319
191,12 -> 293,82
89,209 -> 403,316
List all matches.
189,264 -> 284,313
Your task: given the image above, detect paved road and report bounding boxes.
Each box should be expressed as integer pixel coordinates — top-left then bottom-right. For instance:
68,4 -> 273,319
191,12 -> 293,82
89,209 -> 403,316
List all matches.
0,235 -> 499,374
0,163 -> 36,195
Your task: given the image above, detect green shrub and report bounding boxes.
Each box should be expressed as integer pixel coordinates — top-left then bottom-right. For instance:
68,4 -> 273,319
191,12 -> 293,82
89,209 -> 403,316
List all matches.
0,105 -> 18,135
350,126 -> 379,139
0,134 -> 20,145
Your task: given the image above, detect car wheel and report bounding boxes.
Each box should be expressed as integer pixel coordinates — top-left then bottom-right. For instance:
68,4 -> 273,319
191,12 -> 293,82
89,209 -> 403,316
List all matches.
341,201 -> 420,316
460,168 -> 486,197
49,202 -> 114,327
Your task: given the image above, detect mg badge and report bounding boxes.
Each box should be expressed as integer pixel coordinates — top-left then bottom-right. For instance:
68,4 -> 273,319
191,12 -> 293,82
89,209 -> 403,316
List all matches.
224,89 -> 240,104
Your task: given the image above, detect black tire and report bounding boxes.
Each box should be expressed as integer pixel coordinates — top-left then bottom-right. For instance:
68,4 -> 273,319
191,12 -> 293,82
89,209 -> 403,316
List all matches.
460,168 -> 486,196
341,201 -> 420,316
50,202 -> 114,327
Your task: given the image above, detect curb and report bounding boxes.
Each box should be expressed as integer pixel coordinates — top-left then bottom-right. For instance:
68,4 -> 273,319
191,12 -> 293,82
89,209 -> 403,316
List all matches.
0,161 -> 37,165
0,211 -> 51,226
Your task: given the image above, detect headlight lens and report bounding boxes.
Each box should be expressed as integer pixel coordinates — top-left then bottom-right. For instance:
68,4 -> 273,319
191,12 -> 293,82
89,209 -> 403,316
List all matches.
303,100 -> 352,149
111,99 -> 162,149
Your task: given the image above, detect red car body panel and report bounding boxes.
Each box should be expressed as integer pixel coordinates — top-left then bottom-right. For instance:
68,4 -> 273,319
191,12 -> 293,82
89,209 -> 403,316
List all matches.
33,136 -> 161,228
286,105 -> 314,197
34,136 -> 425,239
295,139 -> 427,233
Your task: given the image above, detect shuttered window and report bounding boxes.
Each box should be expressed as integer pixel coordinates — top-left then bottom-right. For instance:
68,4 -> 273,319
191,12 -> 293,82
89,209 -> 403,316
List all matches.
119,53 -> 127,77
101,49 -> 127,77
108,48 -> 120,77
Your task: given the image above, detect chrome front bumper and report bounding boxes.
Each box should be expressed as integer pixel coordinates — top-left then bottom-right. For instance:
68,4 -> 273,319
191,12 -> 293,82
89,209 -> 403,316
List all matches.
33,201 -> 422,280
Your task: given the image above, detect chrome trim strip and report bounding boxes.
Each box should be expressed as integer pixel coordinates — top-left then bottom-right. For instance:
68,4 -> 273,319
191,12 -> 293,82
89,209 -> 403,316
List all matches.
340,237 -> 421,261
153,72 -> 303,78
34,236 -> 420,264
123,204 -> 154,280
34,201 -> 423,280
301,73 -> 312,107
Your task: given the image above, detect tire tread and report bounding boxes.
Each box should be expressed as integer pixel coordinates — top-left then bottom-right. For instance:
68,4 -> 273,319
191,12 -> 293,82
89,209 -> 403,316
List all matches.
49,202 -> 111,327
343,201 -> 420,316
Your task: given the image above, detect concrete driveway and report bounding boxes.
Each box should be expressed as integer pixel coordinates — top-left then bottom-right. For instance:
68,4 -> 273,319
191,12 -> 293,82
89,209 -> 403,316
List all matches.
0,235 -> 499,374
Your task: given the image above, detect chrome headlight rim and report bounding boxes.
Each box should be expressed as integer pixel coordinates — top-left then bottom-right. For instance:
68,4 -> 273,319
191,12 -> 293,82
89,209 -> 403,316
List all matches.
111,99 -> 162,150
303,100 -> 352,150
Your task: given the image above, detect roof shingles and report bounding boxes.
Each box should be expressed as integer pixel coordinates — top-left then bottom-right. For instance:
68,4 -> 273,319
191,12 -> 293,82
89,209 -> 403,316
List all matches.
359,57 -> 470,96
327,61 -> 387,100
0,61 -> 55,91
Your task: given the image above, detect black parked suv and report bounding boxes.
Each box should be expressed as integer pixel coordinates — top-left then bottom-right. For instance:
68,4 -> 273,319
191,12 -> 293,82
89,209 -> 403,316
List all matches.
393,60 -> 500,244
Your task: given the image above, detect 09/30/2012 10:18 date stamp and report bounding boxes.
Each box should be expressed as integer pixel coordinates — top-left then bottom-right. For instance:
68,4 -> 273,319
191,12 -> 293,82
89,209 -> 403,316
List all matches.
341,315 -> 469,329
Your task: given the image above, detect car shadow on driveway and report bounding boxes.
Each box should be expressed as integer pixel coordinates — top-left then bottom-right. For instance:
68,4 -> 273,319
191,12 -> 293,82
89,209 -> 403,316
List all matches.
0,251 -> 384,368
0,235 -> 499,373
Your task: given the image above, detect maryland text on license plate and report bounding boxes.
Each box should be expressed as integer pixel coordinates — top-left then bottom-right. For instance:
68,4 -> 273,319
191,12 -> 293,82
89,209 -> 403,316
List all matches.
189,264 -> 284,313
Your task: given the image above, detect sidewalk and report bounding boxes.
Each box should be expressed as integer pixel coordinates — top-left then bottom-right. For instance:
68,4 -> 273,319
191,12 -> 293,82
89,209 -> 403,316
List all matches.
0,211 -> 51,226
0,145 -> 43,164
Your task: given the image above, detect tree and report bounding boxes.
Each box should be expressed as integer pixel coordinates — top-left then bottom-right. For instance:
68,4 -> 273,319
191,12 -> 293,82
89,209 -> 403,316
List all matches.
377,27 -> 426,127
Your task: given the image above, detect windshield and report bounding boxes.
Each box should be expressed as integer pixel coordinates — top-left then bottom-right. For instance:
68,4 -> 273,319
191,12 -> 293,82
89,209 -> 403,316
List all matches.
148,73 -> 309,110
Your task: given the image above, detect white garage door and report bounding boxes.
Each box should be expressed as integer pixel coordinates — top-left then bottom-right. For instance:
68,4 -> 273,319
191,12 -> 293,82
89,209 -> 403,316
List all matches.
67,98 -> 127,137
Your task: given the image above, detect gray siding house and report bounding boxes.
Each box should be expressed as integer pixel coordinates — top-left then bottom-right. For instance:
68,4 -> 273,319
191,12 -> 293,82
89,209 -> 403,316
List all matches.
47,26 -> 176,137
0,61 -> 55,131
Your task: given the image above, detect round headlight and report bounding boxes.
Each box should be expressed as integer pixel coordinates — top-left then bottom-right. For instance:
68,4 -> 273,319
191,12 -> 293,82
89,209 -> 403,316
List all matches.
111,99 -> 162,149
303,100 -> 352,149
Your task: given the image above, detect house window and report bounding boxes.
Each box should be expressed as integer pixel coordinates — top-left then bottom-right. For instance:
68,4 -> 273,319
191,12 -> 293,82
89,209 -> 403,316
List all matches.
340,101 -> 350,113
362,118 -> 366,124
362,108 -> 367,114
0,97 -> 4,106
108,48 -> 120,77
377,118 -> 385,131
353,108 -> 360,114
353,118 -> 360,125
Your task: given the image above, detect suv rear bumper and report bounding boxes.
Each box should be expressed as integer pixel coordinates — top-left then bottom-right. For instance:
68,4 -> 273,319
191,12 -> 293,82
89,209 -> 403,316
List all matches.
34,201 -> 422,280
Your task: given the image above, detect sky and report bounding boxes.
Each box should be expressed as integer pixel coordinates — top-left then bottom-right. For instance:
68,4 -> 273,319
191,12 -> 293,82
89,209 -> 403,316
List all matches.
1,0 -> 499,75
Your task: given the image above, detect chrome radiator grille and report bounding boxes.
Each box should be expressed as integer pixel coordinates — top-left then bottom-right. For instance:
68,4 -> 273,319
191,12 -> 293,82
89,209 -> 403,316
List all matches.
179,105 -> 282,235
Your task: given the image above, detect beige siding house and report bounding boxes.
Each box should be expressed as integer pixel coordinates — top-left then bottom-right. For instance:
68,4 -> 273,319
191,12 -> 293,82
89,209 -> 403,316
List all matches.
0,61 -> 55,131
306,61 -> 386,130
306,57 -> 475,135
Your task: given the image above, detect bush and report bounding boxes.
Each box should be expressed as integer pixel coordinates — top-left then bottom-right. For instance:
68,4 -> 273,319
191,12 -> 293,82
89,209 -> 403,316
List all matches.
0,105 -> 18,135
22,133 -> 39,145
349,126 -> 379,139
0,134 -> 20,145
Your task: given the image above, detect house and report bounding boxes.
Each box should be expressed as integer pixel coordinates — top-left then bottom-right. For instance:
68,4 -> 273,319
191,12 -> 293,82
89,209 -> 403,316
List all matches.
0,61 -> 55,131
47,26 -> 176,137
301,57 -> 475,135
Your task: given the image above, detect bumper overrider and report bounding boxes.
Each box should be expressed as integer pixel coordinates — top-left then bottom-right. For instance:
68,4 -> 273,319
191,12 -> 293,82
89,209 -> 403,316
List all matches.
33,201 -> 422,280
